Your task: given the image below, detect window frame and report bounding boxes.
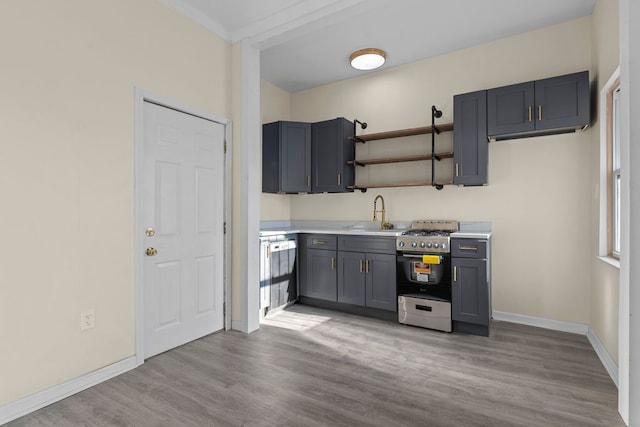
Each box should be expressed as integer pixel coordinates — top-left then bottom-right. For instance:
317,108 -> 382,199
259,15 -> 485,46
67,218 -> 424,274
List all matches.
600,67 -> 621,265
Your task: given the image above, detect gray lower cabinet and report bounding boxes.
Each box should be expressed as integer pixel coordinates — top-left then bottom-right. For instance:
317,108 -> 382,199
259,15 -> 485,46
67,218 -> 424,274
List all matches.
453,90 -> 488,186
487,71 -> 589,140
262,121 -> 312,194
337,236 -> 397,312
364,252 -> 397,311
298,234 -> 337,301
299,234 -> 397,314
451,238 -> 491,336
337,251 -> 366,305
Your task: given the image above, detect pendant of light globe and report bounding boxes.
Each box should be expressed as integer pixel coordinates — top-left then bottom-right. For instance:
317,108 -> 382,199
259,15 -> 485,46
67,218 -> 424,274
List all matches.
350,48 -> 387,70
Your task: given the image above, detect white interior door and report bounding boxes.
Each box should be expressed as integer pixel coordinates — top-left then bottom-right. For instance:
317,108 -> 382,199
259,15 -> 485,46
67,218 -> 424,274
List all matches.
143,101 -> 225,358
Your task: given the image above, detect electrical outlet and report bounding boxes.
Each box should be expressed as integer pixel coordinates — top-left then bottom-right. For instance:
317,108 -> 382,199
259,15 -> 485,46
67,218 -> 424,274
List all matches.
80,309 -> 95,331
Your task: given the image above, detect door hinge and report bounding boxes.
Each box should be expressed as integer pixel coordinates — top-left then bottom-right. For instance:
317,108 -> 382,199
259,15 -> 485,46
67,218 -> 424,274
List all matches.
223,302 -> 226,317
223,222 -> 227,234
224,141 -> 227,154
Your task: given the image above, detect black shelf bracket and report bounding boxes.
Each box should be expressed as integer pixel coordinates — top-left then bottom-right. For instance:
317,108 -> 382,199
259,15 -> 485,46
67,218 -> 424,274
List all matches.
431,105 -> 444,190
353,119 -> 368,143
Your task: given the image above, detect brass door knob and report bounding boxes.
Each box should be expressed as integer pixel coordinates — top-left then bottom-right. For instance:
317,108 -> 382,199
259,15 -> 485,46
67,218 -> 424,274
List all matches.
145,228 -> 155,237
146,247 -> 158,256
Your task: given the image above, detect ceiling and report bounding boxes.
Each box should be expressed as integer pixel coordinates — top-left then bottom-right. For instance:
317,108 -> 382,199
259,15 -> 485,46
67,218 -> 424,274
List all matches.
163,0 -> 596,92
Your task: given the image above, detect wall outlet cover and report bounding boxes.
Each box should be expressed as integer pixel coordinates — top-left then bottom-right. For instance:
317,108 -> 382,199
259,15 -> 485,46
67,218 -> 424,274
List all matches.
80,308 -> 95,331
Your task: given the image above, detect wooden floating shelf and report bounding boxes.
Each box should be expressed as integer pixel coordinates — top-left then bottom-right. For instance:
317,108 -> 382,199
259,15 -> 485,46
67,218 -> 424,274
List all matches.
348,180 -> 454,190
349,123 -> 454,142
347,152 -> 454,166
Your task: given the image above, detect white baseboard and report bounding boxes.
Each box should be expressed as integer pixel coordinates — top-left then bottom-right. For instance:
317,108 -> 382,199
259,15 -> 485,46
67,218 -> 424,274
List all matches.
0,356 -> 137,425
231,320 -> 246,332
492,310 -> 589,334
492,310 -> 618,388
586,327 -> 619,388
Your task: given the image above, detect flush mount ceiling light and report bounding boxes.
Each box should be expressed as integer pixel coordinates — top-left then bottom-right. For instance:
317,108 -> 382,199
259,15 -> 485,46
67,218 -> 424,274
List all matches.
349,48 -> 386,71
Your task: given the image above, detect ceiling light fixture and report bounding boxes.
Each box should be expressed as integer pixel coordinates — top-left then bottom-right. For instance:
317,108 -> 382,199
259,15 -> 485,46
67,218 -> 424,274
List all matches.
349,48 -> 386,71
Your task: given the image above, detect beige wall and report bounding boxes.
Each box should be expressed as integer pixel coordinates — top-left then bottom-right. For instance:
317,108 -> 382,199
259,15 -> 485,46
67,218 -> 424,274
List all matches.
288,18 -> 593,324
0,0 -> 230,405
260,80 -> 292,220
590,0 -> 620,362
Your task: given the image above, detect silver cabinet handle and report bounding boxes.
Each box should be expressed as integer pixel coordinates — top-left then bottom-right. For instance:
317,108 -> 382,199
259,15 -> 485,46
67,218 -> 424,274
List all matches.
528,106 -> 532,122
459,246 -> 478,251
360,259 -> 364,273
331,257 -> 335,270
453,266 -> 457,282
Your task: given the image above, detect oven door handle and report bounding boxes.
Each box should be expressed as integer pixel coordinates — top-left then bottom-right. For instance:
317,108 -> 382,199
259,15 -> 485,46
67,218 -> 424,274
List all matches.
400,254 -> 425,258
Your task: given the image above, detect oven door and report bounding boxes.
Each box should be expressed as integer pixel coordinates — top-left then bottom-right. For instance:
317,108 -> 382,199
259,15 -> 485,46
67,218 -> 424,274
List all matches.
397,253 -> 449,285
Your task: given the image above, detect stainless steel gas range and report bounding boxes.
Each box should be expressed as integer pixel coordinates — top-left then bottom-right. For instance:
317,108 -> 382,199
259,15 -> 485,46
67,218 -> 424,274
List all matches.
396,220 -> 458,332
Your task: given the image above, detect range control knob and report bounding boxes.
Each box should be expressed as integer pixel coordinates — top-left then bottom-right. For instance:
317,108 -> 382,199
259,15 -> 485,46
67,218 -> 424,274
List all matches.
398,241 -> 405,247
441,243 -> 447,250
420,242 -> 426,248
434,243 -> 440,249
411,242 -> 418,248
426,242 -> 433,248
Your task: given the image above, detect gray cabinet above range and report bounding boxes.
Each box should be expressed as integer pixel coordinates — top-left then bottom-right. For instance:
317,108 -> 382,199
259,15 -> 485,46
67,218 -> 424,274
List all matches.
487,71 -> 589,141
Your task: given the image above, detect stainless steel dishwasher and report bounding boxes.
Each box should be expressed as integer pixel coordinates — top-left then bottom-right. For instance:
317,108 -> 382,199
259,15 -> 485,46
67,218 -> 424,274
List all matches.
260,237 -> 297,316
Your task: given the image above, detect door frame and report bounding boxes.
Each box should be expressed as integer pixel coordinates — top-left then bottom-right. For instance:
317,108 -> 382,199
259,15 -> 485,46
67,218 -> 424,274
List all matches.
133,87 -> 232,366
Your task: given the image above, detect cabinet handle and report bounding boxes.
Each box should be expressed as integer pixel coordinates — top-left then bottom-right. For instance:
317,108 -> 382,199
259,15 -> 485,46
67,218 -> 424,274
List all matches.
331,257 -> 335,270
360,259 -> 364,273
307,175 -> 311,187
313,240 -> 327,245
366,260 -> 370,273
453,266 -> 457,282
459,246 -> 478,251
337,174 -> 341,186
538,105 -> 542,121
266,245 -> 271,258
455,163 -> 459,177
528,106 -> 532,122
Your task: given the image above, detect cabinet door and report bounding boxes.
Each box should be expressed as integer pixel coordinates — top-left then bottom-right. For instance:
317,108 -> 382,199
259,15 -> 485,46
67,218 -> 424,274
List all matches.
535,71 -> 589,131
487,81 -> 535,136
365,253 -> 397,312
453,90 -> 488,186
312,118 -> 354,193
337,251 -> 366,306
281,121 -> 312,193
452,258 -> 488,325
302,248 -> 337,301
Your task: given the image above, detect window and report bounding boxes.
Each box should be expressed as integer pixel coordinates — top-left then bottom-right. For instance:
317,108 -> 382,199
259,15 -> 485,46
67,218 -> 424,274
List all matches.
601,68 -> 621,261
611,86 -> 621,256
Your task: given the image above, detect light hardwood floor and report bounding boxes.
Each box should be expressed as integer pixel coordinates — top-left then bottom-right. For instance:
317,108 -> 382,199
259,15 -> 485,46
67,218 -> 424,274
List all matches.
8,304 -> 624,426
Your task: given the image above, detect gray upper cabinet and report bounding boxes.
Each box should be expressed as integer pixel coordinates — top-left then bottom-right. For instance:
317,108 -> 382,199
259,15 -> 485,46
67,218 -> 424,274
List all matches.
262,121 -> 311,194
487,71 -> 589,140
311,117 -> 355,193
453,90 -> 488,186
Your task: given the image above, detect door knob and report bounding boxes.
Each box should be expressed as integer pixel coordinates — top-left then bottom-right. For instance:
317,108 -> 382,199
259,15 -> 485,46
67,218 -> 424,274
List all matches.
145,228 -> 155,237
146,247 -> 158,256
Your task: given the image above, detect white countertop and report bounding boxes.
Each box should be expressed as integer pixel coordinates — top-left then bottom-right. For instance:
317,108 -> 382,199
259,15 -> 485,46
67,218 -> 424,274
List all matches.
259,220 -> 491,239
451,231 -> 492,239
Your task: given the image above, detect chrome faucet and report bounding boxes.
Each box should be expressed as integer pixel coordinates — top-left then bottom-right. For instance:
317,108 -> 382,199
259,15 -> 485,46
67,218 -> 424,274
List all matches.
373,195 -> 392,230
